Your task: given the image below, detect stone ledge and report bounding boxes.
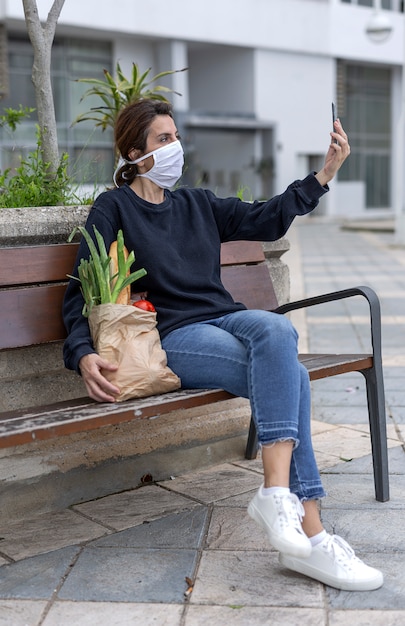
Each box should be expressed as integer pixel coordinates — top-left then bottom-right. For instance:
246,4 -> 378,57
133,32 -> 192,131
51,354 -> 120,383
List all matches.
0,397 -> 251,522
0,205 -> 90,245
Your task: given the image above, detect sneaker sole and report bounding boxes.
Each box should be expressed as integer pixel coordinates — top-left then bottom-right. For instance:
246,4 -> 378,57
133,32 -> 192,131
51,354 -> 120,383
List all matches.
247,500 -> 312,558
279,554 -> 384,591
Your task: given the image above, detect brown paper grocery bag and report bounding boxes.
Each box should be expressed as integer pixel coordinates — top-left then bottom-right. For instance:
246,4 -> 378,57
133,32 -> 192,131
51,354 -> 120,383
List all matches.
89,303 -> 181,402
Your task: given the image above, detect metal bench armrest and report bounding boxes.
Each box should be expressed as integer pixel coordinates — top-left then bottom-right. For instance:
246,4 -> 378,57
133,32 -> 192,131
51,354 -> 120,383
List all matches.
275,285 -> 382,363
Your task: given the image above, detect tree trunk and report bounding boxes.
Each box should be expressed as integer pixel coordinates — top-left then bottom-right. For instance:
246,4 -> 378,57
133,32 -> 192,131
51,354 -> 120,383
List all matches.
22,0 -> 65,175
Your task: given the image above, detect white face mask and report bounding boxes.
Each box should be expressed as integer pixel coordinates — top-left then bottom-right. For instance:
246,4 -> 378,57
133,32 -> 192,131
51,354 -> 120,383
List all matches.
114,140 -> 184,189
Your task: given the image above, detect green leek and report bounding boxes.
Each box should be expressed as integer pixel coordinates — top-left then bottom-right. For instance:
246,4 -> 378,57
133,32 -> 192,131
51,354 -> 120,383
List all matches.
68,225 -> 147,317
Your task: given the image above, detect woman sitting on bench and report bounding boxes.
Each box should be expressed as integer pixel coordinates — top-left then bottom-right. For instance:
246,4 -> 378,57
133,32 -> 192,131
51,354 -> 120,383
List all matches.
63,98 -> 383,592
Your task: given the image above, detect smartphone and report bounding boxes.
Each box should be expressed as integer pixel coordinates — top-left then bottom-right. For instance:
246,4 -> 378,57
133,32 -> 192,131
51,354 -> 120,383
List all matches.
332,102 -> 338,142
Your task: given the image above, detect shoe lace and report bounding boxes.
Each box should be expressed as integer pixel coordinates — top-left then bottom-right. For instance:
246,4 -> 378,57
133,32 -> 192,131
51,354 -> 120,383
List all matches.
276,493 -> 305,530
323,534 -> 360,569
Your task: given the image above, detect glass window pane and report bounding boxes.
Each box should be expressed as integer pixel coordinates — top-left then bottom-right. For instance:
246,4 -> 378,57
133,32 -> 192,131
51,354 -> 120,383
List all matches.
337,62 -> 391,208
3,36 -> 113,184
71,146 -> 114,185
366,154 -> 390,206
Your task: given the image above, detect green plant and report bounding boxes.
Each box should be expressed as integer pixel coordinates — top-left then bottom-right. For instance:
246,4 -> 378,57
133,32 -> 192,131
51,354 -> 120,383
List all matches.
0,105 -> 36,132
73,62 -> 187,133
236,185 -> 253,202
0,127 -> 87,208
0,106 -> 98,208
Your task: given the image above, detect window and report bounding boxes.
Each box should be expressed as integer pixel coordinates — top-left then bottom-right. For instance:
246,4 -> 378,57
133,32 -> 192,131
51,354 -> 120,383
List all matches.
341,0 -> 404,10
337,62 -> 391,209
0,37 -> 114,186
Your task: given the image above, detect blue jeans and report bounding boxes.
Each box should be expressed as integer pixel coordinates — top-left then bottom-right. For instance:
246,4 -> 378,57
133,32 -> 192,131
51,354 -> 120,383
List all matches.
162,310 -> 325,501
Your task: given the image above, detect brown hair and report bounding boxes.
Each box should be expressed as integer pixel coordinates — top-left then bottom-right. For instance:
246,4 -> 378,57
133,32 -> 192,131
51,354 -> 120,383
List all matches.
114,99 -> 173,187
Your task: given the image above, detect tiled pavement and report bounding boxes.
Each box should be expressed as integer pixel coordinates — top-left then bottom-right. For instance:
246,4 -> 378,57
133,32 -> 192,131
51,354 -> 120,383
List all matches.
1,218 -> 404,625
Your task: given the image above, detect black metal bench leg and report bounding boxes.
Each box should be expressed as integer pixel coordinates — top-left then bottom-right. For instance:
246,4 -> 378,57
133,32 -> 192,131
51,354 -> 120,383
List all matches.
361,366 -> 390,502
245,416 -> 259,460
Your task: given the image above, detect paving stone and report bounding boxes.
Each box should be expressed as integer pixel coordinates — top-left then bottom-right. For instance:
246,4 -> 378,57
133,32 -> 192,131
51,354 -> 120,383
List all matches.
311,420 -> 339,435
329,609 -> 405,626
206,506 -> 271,551
320,472 -> 405,509
0,510 -> 107,561
349,422 -> 400,443
90,507 -> 208,549
0,600 -> 47,626
314,449 -> 343,471
314,426 -> 400,465
325,553 -> 405,610
384,389 -> 405,406
312,405 -> 370,425
312,389 -> 369,407
389,406 -> 405,423
385,444 -> 405,473
42,601 -> 184,626
397,425 -> 405,439
0,547 -> 79,599
311,374 -> 364,391
312,426 -> 372,461
382,369 -> 405,389
190,550 -> 323,607
232,455 -> 264,474
58,546 -> 198,603
213,488 -> 258,508
73,484 -> 198,531
159,463 -> 263,504
319,508 -> 405,551
185,606 -> 326,626
325,444 -> 404,476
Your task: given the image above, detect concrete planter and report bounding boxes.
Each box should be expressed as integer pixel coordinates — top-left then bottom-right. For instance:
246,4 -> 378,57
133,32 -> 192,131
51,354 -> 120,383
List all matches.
0,205 -> 91,246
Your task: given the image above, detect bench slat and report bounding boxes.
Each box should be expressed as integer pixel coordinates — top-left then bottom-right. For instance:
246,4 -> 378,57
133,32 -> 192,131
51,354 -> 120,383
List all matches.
221,264 -> 278,310
0,388 -> 235,448
0,261 -> 277,350
0,241 -> 264,287
0,284 -> 67,349
0,353 -> 373,448
220,241 -> 265,265
300,353 -> 373,379
0,243 -> 79,286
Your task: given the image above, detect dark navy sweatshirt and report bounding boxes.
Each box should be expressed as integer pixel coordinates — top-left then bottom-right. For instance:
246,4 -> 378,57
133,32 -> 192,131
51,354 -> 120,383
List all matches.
62,175 -> 327,373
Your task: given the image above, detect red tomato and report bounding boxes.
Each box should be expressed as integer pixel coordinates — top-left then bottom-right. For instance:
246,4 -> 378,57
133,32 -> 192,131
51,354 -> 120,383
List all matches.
133,299 -> 156,312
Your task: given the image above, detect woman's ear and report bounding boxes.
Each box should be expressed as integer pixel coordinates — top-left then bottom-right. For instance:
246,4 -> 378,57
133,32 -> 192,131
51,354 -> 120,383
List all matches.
128,147 -> 141,162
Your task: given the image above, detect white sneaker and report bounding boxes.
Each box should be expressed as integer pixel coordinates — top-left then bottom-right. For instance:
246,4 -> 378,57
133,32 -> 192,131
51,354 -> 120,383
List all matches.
279,533 -> 384,591
247,487 -> 312,557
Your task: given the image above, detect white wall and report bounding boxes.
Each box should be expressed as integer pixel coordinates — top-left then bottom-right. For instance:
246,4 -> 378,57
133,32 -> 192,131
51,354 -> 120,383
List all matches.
6,0 -> 403,66
189,46 -> 255,114
4,0 -> 399,61
255,49 -> 335,198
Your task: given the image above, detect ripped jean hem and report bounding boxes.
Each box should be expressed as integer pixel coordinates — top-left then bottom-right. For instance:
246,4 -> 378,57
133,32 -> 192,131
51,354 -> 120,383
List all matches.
259,436 -> 299,451
292,486 -> 327,502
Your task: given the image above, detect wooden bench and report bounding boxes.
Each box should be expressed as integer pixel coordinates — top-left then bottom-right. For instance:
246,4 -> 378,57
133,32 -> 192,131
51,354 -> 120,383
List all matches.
0,240 -> 389,501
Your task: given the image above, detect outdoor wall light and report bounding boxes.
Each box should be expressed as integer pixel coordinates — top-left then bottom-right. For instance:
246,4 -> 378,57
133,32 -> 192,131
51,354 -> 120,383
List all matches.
365,1 -> 393,43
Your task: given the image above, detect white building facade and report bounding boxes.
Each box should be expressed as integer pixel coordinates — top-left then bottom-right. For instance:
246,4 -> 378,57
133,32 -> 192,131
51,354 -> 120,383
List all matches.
0,0 -> 404,217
